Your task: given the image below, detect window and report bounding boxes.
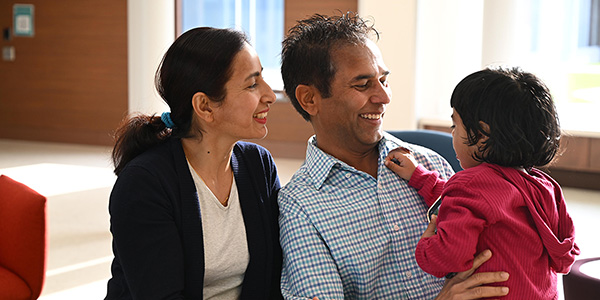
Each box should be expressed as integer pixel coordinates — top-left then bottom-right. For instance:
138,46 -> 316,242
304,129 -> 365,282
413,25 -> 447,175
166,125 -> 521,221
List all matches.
525,0 -> 600,132
415,0 -> 600,133
178,0 -> 284,90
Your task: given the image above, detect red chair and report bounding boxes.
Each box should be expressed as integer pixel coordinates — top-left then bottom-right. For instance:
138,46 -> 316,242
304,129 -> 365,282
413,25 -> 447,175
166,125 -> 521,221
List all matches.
0,175 -> 47,300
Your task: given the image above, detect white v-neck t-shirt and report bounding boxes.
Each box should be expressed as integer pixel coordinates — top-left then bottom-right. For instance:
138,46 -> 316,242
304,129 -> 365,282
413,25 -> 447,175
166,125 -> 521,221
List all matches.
188,162 -> 249,300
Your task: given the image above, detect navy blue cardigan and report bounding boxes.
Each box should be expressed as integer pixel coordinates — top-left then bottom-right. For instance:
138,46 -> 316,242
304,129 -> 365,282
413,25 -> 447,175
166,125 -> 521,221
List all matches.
105,138 -> 282,299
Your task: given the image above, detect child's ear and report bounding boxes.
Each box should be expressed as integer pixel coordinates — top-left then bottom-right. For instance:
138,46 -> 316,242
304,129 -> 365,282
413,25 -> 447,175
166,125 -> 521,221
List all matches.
295,84 -> 320,116
478,121 -> 491,144
192,92 -> 213,122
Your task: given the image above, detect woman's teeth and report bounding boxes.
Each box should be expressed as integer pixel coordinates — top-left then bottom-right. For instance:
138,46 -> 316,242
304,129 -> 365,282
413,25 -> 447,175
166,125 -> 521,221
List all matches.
360,113 -> 381,120
253,112 -> 268,119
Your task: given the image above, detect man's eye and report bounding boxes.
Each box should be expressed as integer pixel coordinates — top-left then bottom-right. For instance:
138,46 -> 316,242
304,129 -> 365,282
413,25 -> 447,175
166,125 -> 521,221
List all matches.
354,82 -> 369,89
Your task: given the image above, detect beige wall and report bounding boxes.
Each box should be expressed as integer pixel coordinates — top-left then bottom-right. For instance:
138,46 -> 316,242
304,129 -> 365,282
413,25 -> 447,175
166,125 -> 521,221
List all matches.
359,0 -> 418,131
0,0 -> 418,147
128,0 -> 174,116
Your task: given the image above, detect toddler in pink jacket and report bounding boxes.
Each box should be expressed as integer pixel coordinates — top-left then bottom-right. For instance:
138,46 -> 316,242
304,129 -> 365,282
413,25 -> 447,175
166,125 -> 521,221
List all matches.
385,66 -> 580,299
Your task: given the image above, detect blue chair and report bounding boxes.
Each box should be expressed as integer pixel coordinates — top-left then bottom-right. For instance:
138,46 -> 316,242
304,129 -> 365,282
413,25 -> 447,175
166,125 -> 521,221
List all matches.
387,129 -> 462,173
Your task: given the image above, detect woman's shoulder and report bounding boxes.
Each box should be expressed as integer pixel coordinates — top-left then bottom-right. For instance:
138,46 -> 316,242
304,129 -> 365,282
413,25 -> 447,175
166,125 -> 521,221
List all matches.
234,141 -> 274,160
120,138 -> 180,176
233,142 -> 278,181
235,141 -> 271,153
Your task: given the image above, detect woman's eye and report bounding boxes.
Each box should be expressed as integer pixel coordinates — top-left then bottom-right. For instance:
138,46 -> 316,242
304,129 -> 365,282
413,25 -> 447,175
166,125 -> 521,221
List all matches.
248,83 -> 258,89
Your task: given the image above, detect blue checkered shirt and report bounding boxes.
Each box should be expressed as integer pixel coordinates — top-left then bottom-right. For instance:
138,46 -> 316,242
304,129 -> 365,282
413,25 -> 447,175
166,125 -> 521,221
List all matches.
278,133 -> 454,299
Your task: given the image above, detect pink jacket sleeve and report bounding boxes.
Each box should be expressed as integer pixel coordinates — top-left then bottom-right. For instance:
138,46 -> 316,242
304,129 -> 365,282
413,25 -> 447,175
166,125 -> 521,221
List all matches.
408,165 -> 447,207
414,176 -> 495,277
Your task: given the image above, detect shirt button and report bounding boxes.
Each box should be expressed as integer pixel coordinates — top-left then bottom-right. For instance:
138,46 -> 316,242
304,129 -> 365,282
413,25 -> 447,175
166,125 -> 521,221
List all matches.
393,224 -> 400,231
345,173 -> 351,178
406,271 -> 412,278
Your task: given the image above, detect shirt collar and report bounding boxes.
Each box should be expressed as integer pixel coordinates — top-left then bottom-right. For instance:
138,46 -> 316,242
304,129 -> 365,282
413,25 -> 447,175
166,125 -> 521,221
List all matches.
304,134 -> 402,189
305,136 -> 340,189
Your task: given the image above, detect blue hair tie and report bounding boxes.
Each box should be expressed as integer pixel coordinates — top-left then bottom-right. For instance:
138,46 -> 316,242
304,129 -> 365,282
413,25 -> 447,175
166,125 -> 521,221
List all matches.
161,112 -> 175,129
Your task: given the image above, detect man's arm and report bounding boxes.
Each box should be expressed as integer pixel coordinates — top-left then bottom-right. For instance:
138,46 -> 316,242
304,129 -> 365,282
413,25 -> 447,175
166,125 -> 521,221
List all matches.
278,190 -> 345,299
435,250 -> 510,300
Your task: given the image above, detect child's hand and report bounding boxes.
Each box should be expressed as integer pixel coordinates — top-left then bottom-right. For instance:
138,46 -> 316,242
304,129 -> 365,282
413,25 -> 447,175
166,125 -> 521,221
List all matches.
384,147 -> 418,181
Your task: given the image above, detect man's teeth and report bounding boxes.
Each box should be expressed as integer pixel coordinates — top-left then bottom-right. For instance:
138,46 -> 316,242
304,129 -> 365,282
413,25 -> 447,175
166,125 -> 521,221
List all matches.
360,113 -> 381,120
253,112 -> 267,119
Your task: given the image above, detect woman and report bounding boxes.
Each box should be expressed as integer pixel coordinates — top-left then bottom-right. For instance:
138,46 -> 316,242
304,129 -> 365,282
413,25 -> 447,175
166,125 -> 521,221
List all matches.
105,27 -> 282,299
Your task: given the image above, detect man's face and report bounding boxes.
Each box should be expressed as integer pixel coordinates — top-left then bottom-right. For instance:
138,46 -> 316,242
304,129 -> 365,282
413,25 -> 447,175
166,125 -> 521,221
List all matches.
314,39 -> 391,154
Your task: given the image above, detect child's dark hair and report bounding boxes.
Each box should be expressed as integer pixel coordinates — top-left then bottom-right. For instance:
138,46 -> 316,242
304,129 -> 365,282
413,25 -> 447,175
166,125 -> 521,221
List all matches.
450,66 -> 561,170
111,27 -> 248,175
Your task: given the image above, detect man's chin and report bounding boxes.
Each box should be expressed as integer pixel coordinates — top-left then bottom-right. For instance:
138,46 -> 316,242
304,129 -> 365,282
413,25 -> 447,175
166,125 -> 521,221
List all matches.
363,131 -> 383,146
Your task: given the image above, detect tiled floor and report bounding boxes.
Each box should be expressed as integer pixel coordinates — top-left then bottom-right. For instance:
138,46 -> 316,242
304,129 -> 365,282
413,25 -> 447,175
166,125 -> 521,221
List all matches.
1,139 -> 598,299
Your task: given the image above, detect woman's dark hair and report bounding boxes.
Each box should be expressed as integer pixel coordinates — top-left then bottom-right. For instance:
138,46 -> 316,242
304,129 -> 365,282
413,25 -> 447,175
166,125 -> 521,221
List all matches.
112,27 -> 248,175
450,66 -> 561,170
281,12 -> 379,121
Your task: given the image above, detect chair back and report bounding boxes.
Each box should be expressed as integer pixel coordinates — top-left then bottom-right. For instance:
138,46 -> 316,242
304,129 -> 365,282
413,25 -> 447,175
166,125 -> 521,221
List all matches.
563,257 -> 600,300
0,175 -> 47,300
387,130 -> 462,173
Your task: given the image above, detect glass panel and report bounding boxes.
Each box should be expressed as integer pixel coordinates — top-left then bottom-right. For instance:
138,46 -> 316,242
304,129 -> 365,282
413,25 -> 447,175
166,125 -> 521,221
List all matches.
180,0 -> 284,89
526,0 -> 600,133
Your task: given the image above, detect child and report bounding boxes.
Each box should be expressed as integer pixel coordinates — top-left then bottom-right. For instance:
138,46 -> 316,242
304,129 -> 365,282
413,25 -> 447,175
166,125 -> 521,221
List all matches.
385,66 -> 580,299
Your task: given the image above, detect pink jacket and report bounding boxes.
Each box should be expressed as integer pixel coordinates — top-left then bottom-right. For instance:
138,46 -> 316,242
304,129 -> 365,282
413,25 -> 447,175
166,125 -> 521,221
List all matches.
410,163 -> 579,299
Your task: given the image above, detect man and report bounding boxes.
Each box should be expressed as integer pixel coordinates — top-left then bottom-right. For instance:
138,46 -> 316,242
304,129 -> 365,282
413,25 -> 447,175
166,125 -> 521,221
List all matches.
278,12 -> 509,299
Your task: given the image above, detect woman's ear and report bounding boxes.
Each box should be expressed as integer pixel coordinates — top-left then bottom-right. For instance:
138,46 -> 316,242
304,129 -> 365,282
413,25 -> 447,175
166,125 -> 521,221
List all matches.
295,84 -> 320,116
192,92 -> 213,122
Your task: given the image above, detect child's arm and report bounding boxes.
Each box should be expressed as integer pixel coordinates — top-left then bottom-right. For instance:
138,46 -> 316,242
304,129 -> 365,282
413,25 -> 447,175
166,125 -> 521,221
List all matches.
415,183 -> 490,278
385,147 -> 447,207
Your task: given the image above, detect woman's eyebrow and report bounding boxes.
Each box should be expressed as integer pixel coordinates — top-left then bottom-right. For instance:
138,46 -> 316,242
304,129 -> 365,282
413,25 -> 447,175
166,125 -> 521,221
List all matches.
244,68 -> 263,80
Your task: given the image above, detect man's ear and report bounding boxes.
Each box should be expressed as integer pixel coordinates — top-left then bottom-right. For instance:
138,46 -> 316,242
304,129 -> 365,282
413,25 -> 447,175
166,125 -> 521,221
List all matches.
295,84 -> 319,116
191,92 -> 213,122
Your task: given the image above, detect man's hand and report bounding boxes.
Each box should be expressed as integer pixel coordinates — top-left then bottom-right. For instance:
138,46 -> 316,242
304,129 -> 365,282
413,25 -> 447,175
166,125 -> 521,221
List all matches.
421,215 -> 438,239
435,250 -> 509,300
384,147 -> 418,180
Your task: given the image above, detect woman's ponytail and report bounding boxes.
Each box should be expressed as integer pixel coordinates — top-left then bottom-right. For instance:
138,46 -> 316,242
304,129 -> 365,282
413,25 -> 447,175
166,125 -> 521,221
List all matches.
111,114 -> 171,175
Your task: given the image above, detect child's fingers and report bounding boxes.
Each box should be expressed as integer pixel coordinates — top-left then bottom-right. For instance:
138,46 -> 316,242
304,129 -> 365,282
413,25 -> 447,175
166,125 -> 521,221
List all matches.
386,152 -> 411,164
385,148 -> 418,181
384,159 -> 404,173
389,146 -> 411,155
